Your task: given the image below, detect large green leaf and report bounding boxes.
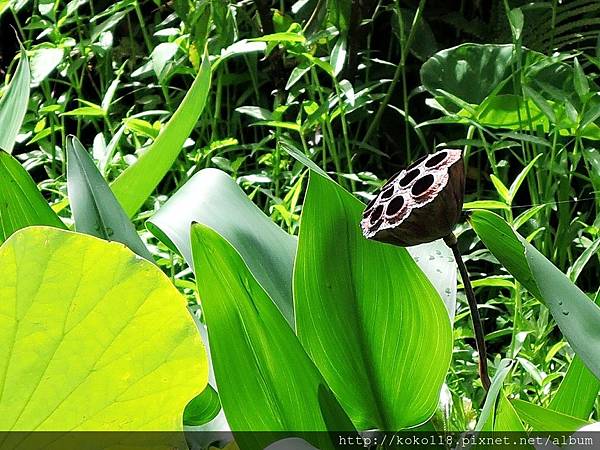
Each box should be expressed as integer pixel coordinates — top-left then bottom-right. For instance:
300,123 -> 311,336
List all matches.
0,227 -> 207,437
512,400 -> 588,432
467,95 -> 600,140
148,168 -> 297,325
190,223 -> 353,450
0,151 -> 65,243
0,48 -> 30,153
469,210 -> 600,380
294,171 -> 453,430
468,210 -> 540,296
420,43 -> 515,110
111,56 -> 211,217
66,136 -> 153,261
549,286 -> 600,420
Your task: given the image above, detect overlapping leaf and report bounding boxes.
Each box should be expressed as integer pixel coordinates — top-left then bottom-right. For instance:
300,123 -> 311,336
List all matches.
512,399 -> 588,432
191,223 -> 354,450
469,210 -> 600,380
148,168 -> 297,325
111,56 -> 211,217
0,151 -> 65,243
67,136 -> 153,261
294,171 -> 453,430
0,48 -> 30,153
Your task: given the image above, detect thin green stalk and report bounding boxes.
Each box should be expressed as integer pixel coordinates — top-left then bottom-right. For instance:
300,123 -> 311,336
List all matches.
509,280 -> 522,359
333,80 -> 355,190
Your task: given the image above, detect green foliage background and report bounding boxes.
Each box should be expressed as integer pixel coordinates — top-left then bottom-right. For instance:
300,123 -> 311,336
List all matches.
1,0 -> 600,440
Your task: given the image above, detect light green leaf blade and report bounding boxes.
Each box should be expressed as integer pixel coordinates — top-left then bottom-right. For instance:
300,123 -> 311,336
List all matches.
463,200 -> 510,211
250,32 -> 306,43
294,171 -> 453,430
0,48 -> 30,153
111,56 -> 211,217
468,210 -> 540,297
29,46 -> 64,86
147,168 -> 297,325
549,356 -> 600,420
548,292 -> 600,420
0,151 -> 65,243
0,227 -> 208,434
525,242 -> 600,380
494,395 -> 525,431
469,210 -> 600,380
190,223 -> 354,449
512,399 -> 589,432
67,136 -> 153,261
279,138 -> 329,179
490,174 -> 510,204
508,154 -> 543,202
523,85 -> 556,123
183,385 -> 221,426
476,359 -> 514,432
408,241 -> 457,322
573,57 -> 589,100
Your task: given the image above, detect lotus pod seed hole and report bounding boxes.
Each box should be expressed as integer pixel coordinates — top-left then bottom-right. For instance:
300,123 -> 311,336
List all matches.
364,195 -> 378,213
406,155 -> 427,170
411,174 -> 435,196
380,185 -> 395,200
386,196 -> 405,216
425,151 -> 448,168
399,169 -> 421,187
370,204 -> 384,224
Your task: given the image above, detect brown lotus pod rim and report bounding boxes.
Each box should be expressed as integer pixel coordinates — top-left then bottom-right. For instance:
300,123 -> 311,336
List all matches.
360,149 -> 463,240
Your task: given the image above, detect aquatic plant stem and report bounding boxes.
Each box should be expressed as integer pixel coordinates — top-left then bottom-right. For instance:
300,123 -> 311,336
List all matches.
444,232 -> 492,391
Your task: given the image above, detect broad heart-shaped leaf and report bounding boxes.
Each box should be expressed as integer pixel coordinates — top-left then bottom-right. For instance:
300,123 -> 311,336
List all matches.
148,168 -> 297,325
112,55 -> 211,217
0,227 -> 207,435
294,171 -> 453,431
190,223 -> 354,450
469,210 -> 600,380
0,151 -> 65,244
420,44 -> 515,111
0,48 -> 30,153
511,400 -> 589,432
66,136 -> 153,261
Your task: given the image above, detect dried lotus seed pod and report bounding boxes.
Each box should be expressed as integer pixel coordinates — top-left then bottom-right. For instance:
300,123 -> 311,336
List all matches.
360,149 -> 465,247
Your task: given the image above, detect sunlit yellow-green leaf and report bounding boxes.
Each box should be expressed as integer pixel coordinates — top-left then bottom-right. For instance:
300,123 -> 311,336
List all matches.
0,227 -> 207,439
549,356 -> 600,420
